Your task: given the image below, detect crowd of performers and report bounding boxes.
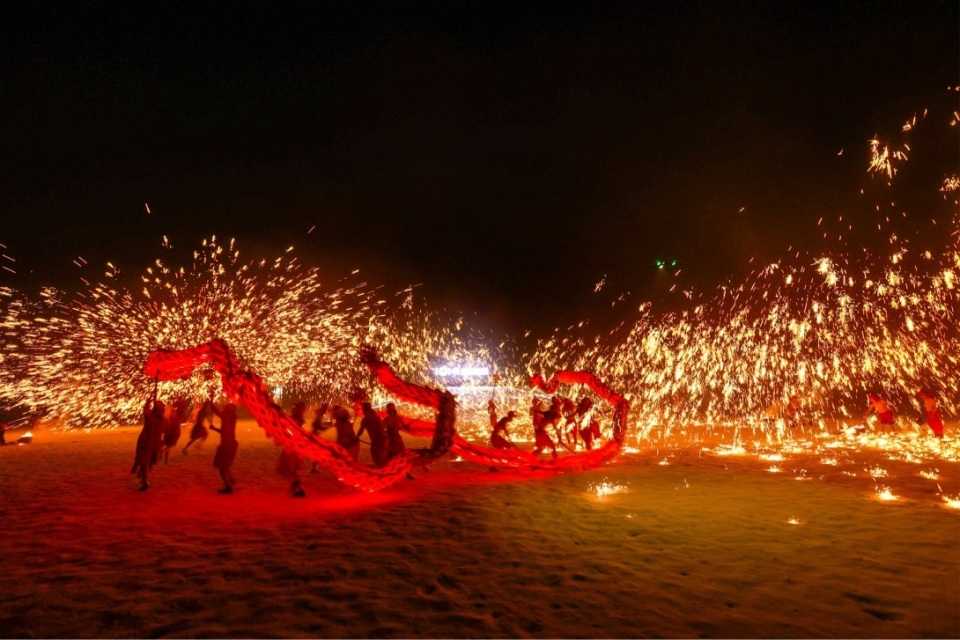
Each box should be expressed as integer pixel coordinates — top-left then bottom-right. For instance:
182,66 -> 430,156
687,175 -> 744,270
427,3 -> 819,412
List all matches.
859,390 -> 945,438
131,392 -> 431,494
131,385 -> 946,494
485,395 -> 602,458
761,389 -> 946,438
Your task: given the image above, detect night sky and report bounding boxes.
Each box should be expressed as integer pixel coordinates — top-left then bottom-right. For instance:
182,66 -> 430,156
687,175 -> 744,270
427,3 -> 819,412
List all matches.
1,1 -> 957,335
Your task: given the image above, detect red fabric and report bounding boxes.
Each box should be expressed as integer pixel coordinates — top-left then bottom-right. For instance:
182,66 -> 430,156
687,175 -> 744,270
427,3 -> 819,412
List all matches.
144,341 -> 630,486
365,360 -> 444,409
144,339 -> 420,491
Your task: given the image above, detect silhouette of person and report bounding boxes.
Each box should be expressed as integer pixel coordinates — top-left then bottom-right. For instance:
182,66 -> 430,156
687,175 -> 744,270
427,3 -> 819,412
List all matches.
311,403 -> 329,436
530,399 -> 557,458
917,390 -> 944,438
358,402 -> 388,467
163,397 -> 187,464
332,404 -> 360,460
575,397 -> 597,449
490,410 -> 517,450
487,400 -> 498,429
132,398 -> 164,491
183,400 -> 212,454
210,402 -> 239,494
382,402 -> 407,462
276,402 -> 307,496
864,394 -> 896,433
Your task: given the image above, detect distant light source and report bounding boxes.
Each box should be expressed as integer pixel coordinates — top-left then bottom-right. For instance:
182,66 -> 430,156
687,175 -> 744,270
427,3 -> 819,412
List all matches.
434,366 -> 490,377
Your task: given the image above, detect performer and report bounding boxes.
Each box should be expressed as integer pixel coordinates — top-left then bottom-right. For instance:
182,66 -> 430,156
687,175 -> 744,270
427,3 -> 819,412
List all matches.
530,398 -> 546,432
561,396 -> 579,447
132,397 -> 164,491
490,410 -> 517,450
290,402 -> 307,426
430,391 -> 457,455
210,402 -> 239,494
163,397 -> 187,464
540,396 -> 568,448
276,445 -> 305,497
332,404 -> 360,460
575,397 -> 599,450
533,411 -> 558,459
182,400 -> 212,454
863,394 -> 896,433
308,403 -> 329,473
786,395 -> 804,429
487,400 -> 498,429
358,402 -> 388,467
382,403 -> 406,462
310,403 -> 329,436
276,402 -> 307,496
917,390 -> 944,438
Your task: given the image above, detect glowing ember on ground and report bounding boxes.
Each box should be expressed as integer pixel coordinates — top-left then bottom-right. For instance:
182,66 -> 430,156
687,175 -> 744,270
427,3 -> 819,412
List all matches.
714,445 -> 747,456
787,517 -> 801,525
941,495 -> 960,510
920,469 -> 940,480
875,486 -> 899,501
767,465 -> 782,473
588,480 -> 628,499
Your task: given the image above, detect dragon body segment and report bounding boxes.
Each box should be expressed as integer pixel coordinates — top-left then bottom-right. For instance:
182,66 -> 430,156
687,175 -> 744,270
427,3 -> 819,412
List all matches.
143,340 -> 630,491
143,339 -> 452,492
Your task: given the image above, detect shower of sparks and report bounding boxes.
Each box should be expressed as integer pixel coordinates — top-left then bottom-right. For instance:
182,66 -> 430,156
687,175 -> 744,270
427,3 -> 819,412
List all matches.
0,237 -> 515,430
920,469 -> 940,480
941,495 -> 960,509
0,105 -> 957,502
868,137 -> 909,179
526,109 -> 959,467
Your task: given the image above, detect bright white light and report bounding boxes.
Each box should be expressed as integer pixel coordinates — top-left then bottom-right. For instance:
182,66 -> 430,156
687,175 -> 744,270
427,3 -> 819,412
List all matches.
434,366 -> 490,377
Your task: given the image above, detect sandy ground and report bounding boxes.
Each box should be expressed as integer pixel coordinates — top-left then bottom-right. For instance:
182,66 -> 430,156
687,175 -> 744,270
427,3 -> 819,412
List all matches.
0,421 -> 957,639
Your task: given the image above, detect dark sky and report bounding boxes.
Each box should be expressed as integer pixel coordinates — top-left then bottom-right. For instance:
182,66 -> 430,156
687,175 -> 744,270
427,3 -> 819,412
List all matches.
1,1 -> 957,336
